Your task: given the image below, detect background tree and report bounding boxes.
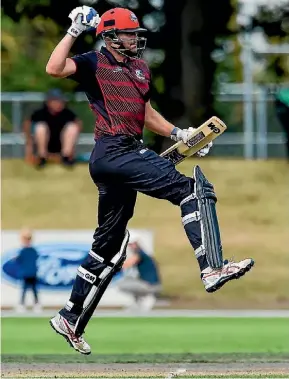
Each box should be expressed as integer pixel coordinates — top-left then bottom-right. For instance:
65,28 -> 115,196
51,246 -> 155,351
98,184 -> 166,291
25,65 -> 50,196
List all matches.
2,0 -> 288,144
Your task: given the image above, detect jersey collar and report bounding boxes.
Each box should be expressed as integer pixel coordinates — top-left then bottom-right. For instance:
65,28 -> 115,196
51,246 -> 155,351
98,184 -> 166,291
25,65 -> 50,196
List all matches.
100,46 -> 130,66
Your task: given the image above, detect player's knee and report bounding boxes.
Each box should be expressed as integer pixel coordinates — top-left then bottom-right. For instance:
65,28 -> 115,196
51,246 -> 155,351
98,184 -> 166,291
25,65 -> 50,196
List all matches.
194,165 -> 217,201
179,166 -> 212,227
181,167 -> 216,200
92,219 -> 131,260
170,177 -> 194,206
79,246 -> 125,277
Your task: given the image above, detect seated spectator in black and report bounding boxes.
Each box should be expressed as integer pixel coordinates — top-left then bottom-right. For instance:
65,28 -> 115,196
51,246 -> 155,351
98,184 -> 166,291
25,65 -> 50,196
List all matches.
23,89 -> 82,167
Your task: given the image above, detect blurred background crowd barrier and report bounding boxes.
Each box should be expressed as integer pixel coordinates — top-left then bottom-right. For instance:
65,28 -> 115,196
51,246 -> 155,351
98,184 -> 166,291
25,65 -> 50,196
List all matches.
1,85 -> 288,159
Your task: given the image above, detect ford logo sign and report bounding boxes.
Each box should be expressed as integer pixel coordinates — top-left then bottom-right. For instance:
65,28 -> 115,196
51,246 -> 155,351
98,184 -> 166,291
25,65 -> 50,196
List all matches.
2,243 -> 122,290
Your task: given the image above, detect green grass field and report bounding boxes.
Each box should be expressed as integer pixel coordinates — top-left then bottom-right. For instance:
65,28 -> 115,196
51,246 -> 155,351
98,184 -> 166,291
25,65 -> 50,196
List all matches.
2,317 -> 289,358
2,317 -> 289,378
2,159 -> 289,309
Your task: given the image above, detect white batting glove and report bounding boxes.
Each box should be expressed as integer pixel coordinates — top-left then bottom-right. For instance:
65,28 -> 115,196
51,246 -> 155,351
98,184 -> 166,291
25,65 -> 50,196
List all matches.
170,127 -> 213,157
195,141 -> 213,157
170,127 -> 194,144
67,6 -> 101,38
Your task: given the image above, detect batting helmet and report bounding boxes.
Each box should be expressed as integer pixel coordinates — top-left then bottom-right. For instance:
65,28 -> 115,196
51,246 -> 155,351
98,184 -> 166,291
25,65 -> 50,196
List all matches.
97,8 -> 147,59
97,8 -> 147,34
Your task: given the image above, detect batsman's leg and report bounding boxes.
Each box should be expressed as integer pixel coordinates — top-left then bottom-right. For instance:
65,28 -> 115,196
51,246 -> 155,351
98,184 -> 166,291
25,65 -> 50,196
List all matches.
112,146 -> 254,294
180,165 -> 254,292
50,185 -> 137,354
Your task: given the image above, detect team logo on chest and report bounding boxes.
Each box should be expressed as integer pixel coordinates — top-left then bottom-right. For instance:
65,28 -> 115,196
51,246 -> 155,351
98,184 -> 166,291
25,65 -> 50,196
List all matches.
135,69 -> 145,80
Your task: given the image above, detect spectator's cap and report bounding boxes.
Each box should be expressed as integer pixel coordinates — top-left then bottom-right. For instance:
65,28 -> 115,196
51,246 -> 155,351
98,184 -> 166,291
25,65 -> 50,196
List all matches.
46,88 -> 66,101
20,227 -> 33,241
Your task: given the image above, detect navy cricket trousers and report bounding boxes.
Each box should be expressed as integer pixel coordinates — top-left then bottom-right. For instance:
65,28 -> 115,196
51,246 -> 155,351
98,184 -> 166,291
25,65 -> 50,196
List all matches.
59,134 -> 205,330
89,135 -> 194,261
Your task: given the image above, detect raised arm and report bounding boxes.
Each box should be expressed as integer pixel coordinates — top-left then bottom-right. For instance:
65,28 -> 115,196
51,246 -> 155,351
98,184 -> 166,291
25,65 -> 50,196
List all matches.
46,6 -> 100,78
46,35 -> 77,78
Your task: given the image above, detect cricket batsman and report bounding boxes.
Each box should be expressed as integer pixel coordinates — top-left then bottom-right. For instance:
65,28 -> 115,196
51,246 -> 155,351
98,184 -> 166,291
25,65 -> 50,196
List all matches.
46,6 -> 254,354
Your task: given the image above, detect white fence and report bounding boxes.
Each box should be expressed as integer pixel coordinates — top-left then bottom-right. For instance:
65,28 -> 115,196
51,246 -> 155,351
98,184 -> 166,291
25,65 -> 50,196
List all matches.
1,89 -> 286,159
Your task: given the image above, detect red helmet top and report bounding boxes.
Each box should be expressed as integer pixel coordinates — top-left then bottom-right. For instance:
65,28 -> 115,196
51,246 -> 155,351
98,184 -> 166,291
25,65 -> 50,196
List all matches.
97,8 -> 147,35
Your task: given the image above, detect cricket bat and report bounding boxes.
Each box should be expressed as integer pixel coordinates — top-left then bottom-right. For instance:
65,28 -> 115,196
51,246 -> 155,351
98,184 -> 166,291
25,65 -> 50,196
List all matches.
160,116 -> 227,165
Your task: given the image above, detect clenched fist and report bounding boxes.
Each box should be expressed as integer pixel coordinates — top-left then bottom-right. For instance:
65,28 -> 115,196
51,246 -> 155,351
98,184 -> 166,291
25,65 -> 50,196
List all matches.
67,6 -> 101,38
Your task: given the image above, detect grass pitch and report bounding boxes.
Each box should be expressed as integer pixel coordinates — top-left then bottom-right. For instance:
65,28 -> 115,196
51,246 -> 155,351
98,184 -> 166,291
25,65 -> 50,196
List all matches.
2,317 -> 289,378
2,317 -> 288,357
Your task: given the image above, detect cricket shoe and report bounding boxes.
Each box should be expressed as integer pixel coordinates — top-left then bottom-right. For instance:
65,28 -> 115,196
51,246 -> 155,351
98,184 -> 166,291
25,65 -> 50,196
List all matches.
50,313 -> 91,355
201,258 -> 254,293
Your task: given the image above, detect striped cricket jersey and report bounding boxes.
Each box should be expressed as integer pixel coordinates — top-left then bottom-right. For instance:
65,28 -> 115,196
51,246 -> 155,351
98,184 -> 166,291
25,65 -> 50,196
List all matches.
68,47 -> 151,140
